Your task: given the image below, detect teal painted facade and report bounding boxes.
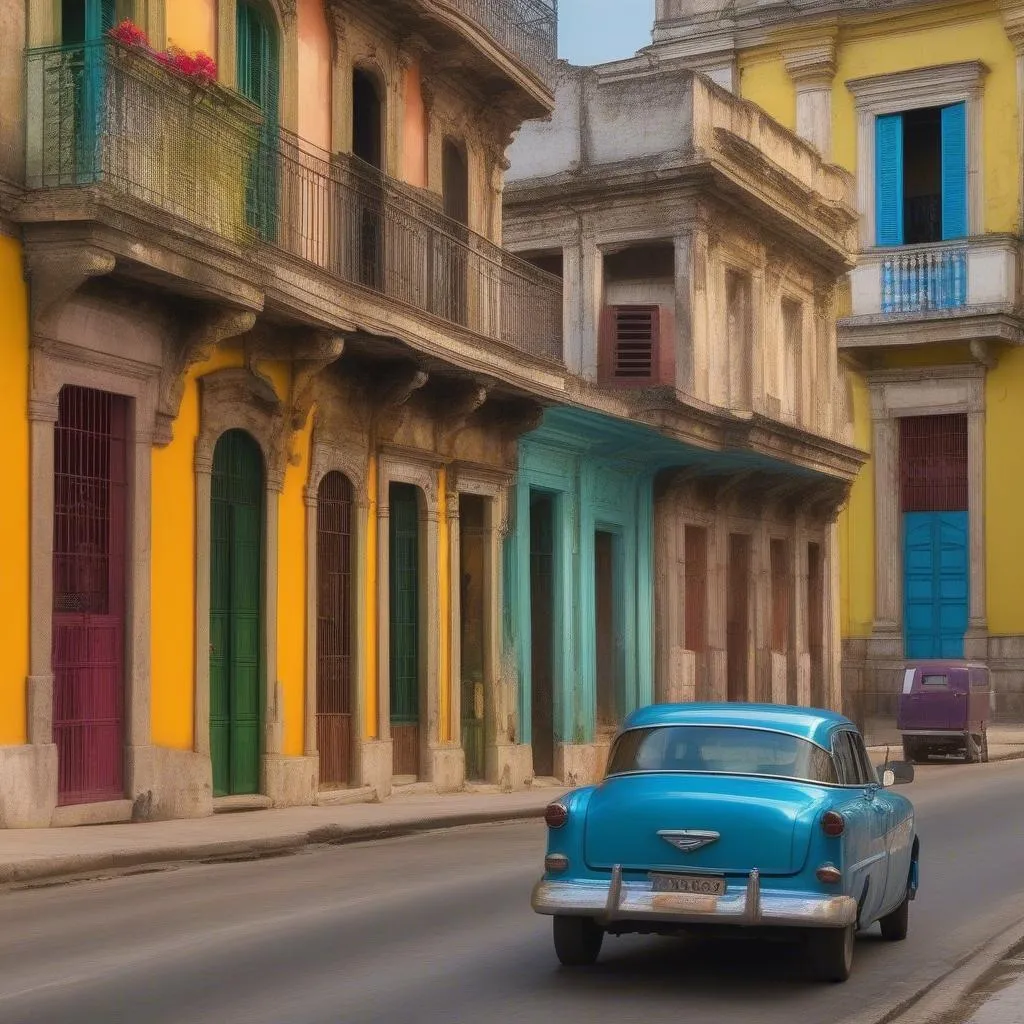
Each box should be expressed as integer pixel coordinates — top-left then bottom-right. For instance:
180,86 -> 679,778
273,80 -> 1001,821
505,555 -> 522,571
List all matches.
505,415 -> 655,748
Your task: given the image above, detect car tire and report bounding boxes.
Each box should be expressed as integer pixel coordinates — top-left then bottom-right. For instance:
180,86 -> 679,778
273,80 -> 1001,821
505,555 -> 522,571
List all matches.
553,916 -> 604,967
965,732 -> 980,764
808,925 -> 855,983
901,738 -> 918,763
879,891 -> 910,941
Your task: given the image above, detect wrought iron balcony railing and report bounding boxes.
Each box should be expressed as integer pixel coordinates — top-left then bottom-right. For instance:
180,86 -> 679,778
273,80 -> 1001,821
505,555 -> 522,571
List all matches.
23,41 -> 563,365
441,0 -> 558,82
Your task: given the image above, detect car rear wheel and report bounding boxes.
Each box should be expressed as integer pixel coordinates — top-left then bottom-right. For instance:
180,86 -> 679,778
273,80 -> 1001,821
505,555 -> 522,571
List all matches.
901,738 -> 920,763
553,916 -> 604,966
879,890 -> 910,941
808,924 -> 855,983
965,732 -> 981,763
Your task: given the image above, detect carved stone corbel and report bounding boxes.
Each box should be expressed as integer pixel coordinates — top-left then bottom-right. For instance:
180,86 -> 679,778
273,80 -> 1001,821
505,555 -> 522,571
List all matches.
707,469 -> 757,513
155,307 -> 257,446
26,246 -> 116,332
969,339 -> 997,369
436,380 -> 491,456
372,362 -> 429,443
496,399 -> 544,464
289,332 -> 347,435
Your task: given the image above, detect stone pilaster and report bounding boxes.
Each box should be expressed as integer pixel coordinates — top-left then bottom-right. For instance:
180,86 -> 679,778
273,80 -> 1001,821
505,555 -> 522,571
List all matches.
783,35 -> 837,159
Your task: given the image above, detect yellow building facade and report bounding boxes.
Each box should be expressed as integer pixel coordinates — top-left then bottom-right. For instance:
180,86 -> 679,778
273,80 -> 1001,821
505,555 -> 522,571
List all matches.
643,0 -> 1024,726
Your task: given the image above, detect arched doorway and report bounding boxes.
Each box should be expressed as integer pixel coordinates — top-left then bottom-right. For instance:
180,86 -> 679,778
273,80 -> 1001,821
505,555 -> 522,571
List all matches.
237,1 -> 279,240
52,385 -> 128,805
210,429 -> 264,797
352,67 -> 385,288
316,471 -> 354,788
389,482 -> 422,780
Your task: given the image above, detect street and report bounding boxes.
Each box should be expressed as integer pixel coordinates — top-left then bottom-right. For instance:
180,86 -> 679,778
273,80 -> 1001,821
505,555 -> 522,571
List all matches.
0,759 -> 1022,1024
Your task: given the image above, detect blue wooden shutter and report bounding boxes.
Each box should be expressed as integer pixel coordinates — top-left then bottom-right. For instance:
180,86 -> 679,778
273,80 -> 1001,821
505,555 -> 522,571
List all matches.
941,101 -> 968,240
875,113 -> 904,246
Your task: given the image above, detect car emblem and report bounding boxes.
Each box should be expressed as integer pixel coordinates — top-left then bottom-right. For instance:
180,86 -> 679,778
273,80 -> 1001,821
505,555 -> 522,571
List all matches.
658,829 -> 720,853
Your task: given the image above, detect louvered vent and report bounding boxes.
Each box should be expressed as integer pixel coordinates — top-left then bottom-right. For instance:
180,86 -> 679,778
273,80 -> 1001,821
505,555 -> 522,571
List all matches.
602,304 -> 659,384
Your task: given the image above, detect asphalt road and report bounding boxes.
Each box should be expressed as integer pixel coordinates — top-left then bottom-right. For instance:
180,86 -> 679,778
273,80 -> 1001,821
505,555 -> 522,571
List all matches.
1,759 -> 1023,1024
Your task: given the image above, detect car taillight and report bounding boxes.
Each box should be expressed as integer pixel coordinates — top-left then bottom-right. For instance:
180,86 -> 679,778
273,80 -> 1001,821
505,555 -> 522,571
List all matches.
821,810 -> 845,837
545,802 -> 568,828
545,854 -> 569,873
816,864 -> 842,884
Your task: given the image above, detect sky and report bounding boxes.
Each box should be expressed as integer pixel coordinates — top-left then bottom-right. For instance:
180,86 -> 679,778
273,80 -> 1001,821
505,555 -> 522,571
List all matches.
558,0 -> 654,67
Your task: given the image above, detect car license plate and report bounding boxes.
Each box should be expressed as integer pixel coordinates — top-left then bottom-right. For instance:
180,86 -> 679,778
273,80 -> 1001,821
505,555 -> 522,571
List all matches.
650,873 -> 726,896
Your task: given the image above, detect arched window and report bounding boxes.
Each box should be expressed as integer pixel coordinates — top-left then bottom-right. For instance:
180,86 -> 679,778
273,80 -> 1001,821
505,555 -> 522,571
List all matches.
352,67 -> 384,169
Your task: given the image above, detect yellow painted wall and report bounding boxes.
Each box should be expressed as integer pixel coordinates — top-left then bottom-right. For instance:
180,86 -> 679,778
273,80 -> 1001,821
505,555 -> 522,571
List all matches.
150,347 -> 244,750
0,237 -> 30,745
985,347 -> 1024,635
166,0 -> 216,56
739,5 -> 1020,233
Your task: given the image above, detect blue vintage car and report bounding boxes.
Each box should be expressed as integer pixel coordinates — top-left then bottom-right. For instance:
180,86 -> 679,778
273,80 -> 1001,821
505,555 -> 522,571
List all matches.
532,703 -> 918,983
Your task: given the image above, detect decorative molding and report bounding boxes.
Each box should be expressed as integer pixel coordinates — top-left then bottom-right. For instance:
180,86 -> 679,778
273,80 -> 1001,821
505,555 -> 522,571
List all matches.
783,39 -> 837,88
25,246 -> 116,331
155,308 -> 257,446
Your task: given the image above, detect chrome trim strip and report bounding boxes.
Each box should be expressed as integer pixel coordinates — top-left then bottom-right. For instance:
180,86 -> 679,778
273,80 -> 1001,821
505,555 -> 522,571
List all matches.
532,875 -> 857,929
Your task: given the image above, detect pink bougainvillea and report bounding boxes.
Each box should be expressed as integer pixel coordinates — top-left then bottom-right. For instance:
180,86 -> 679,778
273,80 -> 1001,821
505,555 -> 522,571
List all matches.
108,18 -> 149,48
108,20 -> 219,87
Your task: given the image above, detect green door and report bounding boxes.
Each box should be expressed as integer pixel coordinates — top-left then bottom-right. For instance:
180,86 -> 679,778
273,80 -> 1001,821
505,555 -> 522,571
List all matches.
210,429 -> 264,797
236,1 -> 279,241
389,484 -> 420,778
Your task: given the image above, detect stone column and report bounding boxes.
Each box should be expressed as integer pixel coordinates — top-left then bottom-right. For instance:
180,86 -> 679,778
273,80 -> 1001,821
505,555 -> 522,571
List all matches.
28,402 -> 57,746
707,515 -> 729,702
303,487 -> 318,760
752,516 -> 773,702
447,492 -> 462,757
422,492 -> 449,786
674,235 -> 695,395
823,518 -> 843,714
783,39 -> 837,159
193,459 -> 213,757
871,412 -> 901,650
580,239 -> 604,382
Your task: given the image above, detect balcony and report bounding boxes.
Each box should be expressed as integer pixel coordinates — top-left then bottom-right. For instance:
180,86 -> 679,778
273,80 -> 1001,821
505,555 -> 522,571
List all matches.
20,41 -> 563,369
841,236 -> 1024,352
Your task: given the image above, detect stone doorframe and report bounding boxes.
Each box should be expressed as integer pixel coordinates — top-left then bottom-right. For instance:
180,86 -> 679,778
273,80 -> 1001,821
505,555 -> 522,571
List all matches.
447,465 -> 511,785
867,365 -> 987,657
193,367 -> 289,797
27,336 -> 159,823
375,447 -> 442,783
303,433 -> 370,787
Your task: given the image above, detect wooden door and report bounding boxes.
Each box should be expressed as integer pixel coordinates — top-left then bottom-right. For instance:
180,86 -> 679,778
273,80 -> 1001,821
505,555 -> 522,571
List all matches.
389,483 -> 420,778
317,472 -> 354,788
52,385 -> 127,806
210,429 -> 263,797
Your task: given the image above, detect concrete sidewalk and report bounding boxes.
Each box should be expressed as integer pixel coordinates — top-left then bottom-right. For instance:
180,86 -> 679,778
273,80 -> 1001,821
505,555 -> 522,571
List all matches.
0,786 -> 566,889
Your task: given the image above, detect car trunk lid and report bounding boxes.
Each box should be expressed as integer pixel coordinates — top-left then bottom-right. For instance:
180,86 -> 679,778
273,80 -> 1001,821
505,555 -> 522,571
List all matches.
583,773 -> 827,876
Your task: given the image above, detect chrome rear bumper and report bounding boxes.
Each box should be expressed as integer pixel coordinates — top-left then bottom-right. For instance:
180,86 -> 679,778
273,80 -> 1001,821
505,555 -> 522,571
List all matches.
532,867 -> 857,929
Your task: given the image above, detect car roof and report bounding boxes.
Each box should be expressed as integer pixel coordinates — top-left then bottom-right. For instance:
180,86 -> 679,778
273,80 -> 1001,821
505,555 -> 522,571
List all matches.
619,703 -> 855,748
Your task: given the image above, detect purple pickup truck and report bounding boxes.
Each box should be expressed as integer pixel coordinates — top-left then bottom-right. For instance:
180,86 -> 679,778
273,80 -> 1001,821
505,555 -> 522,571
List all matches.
897,660 -> 992,764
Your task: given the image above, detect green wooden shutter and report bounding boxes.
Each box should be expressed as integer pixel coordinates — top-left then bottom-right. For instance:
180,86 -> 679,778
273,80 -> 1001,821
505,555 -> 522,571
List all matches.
941,102 -> 968,240
875,113 -> 904,247
389,484 -> 420,726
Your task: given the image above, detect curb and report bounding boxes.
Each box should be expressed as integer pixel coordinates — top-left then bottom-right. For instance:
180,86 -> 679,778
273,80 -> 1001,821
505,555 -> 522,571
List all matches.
840,912 -> 1024,1024
0,806 -> 548,890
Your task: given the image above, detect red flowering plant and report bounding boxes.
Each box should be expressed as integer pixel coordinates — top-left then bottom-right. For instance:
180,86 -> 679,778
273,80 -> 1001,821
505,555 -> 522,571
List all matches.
108,18 -> 149,48
107,20 -> 219,87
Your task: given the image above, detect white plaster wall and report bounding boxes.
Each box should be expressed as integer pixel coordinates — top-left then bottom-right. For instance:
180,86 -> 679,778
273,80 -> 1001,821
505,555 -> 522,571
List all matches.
505,67 -> 582,183
605,277 -> 675,307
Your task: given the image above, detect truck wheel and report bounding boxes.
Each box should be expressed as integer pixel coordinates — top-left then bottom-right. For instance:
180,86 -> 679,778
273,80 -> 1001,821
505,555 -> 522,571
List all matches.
879,890 -> 910,941
901,738 -> 918,763
981,727 -> 990,763
553,916 -> 604,966
808,925 -> 855,983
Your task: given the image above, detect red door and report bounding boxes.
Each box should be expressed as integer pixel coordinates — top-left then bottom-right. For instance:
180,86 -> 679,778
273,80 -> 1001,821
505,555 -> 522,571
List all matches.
52,385 -> 128,806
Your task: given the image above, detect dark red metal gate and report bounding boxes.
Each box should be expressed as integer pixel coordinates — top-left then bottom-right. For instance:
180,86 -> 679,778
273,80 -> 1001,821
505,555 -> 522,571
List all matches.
52,385 -> 128,806
316,471 -> 353,788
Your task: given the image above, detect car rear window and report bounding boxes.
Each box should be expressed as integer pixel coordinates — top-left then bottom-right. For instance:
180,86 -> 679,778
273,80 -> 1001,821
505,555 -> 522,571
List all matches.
921,674 -> 948,687
606,725 -> 838,785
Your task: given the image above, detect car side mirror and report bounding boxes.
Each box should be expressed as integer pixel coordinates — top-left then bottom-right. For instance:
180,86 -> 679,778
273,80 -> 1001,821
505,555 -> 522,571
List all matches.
877,761 -> 915,786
